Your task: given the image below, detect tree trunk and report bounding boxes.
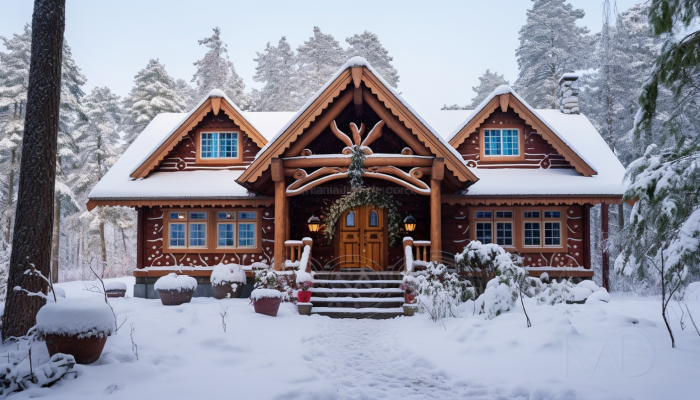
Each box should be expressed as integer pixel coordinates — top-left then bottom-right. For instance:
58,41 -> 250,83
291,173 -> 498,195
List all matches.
50,194 -> 60,283
5,149 -> 16,244
1,0 -> 66,341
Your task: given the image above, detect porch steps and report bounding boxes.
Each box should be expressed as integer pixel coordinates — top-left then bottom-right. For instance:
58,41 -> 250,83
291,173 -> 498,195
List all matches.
309,272 -> 406,319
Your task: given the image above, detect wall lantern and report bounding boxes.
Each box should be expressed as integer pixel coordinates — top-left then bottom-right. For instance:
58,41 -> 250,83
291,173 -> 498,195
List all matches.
307,215 -> 322,232
403,215 -> 417,232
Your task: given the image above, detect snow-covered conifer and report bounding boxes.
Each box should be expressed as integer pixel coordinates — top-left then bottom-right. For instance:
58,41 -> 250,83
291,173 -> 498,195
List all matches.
295,27 -> 345,104
122,59 -> 186,145
441,69 -> 509,110
514,0 -> 593,108
251,37 -> 297,111
191,27 -> 247,108
345,31 -> 399,88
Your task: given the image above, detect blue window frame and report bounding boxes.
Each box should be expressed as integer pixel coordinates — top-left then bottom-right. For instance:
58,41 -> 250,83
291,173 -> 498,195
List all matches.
200,132 -> 238,159
218,223 -> 235,247
238,223 -> 255,247
484,129 -> 519,156
169,223 -> 186,247
189,223 -> 207,247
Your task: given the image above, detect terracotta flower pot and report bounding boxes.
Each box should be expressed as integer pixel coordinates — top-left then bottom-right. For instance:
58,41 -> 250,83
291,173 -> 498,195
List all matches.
404,293 -> 416,304
105,289 -> 126,298
157,288 -> 194,306
44,333 -> 108,364
297,291 -> 312,303
253,297 -> 282,317
213,281 -> 244,299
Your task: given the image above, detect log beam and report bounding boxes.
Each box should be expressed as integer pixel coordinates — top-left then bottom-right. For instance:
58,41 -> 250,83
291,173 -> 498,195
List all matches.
281,155 -> 434,169
274,180 -> 287,271
136,207 -> 145,269
430,178 -> 442,263
601,203 -> 610,290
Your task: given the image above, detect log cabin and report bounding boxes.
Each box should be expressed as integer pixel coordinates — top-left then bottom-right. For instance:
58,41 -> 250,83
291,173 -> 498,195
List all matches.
88,58 -> 625,304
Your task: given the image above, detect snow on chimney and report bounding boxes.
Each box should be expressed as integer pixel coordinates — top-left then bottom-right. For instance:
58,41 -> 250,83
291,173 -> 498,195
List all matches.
558,74 -> 579,114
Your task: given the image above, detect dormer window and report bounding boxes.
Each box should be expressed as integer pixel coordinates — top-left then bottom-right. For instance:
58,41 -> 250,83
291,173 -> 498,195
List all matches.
484,129 -> 519,156
196,131 -> 241,164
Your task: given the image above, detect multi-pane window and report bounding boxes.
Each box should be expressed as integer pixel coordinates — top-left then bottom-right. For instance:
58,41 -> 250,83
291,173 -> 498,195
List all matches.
523,210 -> 563,248
544,222 -> 561,246
169,212 -> 207,248
524,222 -> 541,246
200,132 -> 239,159
476,222 -> 492,244
484,129 -> 519,156
474,210 -> 514,246
167,210 -> 258,251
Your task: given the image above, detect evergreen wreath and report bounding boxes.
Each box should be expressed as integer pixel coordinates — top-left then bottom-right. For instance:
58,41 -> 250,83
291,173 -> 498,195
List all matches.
323,145 -> 402,245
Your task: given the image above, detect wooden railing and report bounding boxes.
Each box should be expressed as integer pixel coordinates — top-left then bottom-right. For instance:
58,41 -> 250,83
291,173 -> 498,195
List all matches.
403,237 -> 431,272
284,237 -> 313,272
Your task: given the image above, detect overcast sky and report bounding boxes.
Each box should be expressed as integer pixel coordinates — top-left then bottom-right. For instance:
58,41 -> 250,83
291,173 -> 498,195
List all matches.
0,0 -> 642,111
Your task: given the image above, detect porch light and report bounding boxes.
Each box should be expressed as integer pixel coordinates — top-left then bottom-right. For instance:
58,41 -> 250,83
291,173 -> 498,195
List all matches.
307,215 -> 322,232
403,215 -> 417,232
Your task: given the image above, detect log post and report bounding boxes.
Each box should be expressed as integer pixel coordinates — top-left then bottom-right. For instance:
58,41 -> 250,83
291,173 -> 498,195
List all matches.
272,158 -> 286,271
136,207 -> 145,269
601,203 -> 610,290
582,204 -> 591,270
430,158 -> 444,263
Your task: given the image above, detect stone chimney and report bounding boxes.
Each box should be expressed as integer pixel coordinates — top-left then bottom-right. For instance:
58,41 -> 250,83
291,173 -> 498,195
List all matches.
558,74 -> 579,114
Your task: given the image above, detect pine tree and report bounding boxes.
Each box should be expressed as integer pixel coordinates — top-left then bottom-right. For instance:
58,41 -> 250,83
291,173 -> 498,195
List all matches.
2,0 -> 66,340
618,0 -> 700,348
175,78 -> 196,109
441,69 -> 510,110
0,25 -> 31,246
191,27 -> 247,108
345,31 -> 399,88
579,3 -> 658,166
514,0 -> 593,108
252,37 -> 297,112
122,59 -> 186,145
296,27 -> 345,105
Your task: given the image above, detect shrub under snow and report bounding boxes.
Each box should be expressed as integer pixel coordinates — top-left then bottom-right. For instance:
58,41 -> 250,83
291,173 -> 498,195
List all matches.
154,273 -> 197,292
210,263 -> 246,286
36,299 -> 115,338
404,263 -> 474,321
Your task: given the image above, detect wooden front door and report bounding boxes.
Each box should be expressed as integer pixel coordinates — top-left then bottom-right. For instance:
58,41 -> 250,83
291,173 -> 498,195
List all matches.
338,206 -> 386,270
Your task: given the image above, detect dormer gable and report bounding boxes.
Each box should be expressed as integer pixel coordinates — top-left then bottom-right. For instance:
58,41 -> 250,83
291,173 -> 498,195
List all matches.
448,86 -> 597,177
130,90 -> 267,179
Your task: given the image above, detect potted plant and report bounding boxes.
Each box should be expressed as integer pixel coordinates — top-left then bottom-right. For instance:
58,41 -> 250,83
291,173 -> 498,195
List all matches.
154,273 -> 197,306
36,299 -> 114,364
210,263 -> 246,299
250,289 -> 283,317
104,281 -> 127,298
401,282 -> 416,304
297,281 -> 313,303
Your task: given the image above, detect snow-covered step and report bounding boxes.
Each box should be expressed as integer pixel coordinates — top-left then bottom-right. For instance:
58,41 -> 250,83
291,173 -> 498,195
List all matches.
310,296 -> 404,302
311,287 -> 403,294
311,307 -> 404,313
313,279 -> 402,284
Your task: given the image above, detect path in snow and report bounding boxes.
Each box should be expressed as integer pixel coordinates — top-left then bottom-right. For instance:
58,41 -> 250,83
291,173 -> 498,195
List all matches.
301,319 -> 517,400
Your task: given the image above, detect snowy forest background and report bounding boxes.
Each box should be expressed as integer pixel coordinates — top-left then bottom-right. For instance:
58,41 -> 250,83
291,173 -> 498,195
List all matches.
0,0 -> 696,297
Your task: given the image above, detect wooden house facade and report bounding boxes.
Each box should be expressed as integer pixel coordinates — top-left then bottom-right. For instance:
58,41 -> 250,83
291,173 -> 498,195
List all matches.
88,58 -> 626,298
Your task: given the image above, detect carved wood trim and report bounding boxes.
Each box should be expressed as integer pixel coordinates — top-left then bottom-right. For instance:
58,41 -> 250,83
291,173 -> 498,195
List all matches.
237,70 -> 353,184
87,198 -> 274,211
441,195 -> 623,206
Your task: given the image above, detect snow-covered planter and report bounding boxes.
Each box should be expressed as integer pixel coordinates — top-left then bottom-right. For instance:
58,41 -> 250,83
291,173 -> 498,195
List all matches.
250,289 -> 283,317
296,270 -> 313,303
154,273 -> 197,306
104,281 -> 127,298
210,263 -> 246,299
36,299 -> 114,364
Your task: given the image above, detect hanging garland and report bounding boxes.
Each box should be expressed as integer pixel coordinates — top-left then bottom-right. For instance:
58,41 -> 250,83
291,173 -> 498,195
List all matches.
323,145 -> 402,245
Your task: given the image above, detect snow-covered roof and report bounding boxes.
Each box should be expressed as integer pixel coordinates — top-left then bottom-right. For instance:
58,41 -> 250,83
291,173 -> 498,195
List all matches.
242,111 -> 295,141
89,114 -> 251,200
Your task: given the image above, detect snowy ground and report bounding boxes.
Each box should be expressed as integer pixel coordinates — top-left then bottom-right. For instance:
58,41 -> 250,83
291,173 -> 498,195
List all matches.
1,277 -> 698,400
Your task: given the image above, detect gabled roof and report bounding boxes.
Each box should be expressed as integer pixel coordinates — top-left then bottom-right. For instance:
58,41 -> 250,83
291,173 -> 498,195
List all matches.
447,85 -> 598,177
238,57 -> 477,185
129,89 -> 268,179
